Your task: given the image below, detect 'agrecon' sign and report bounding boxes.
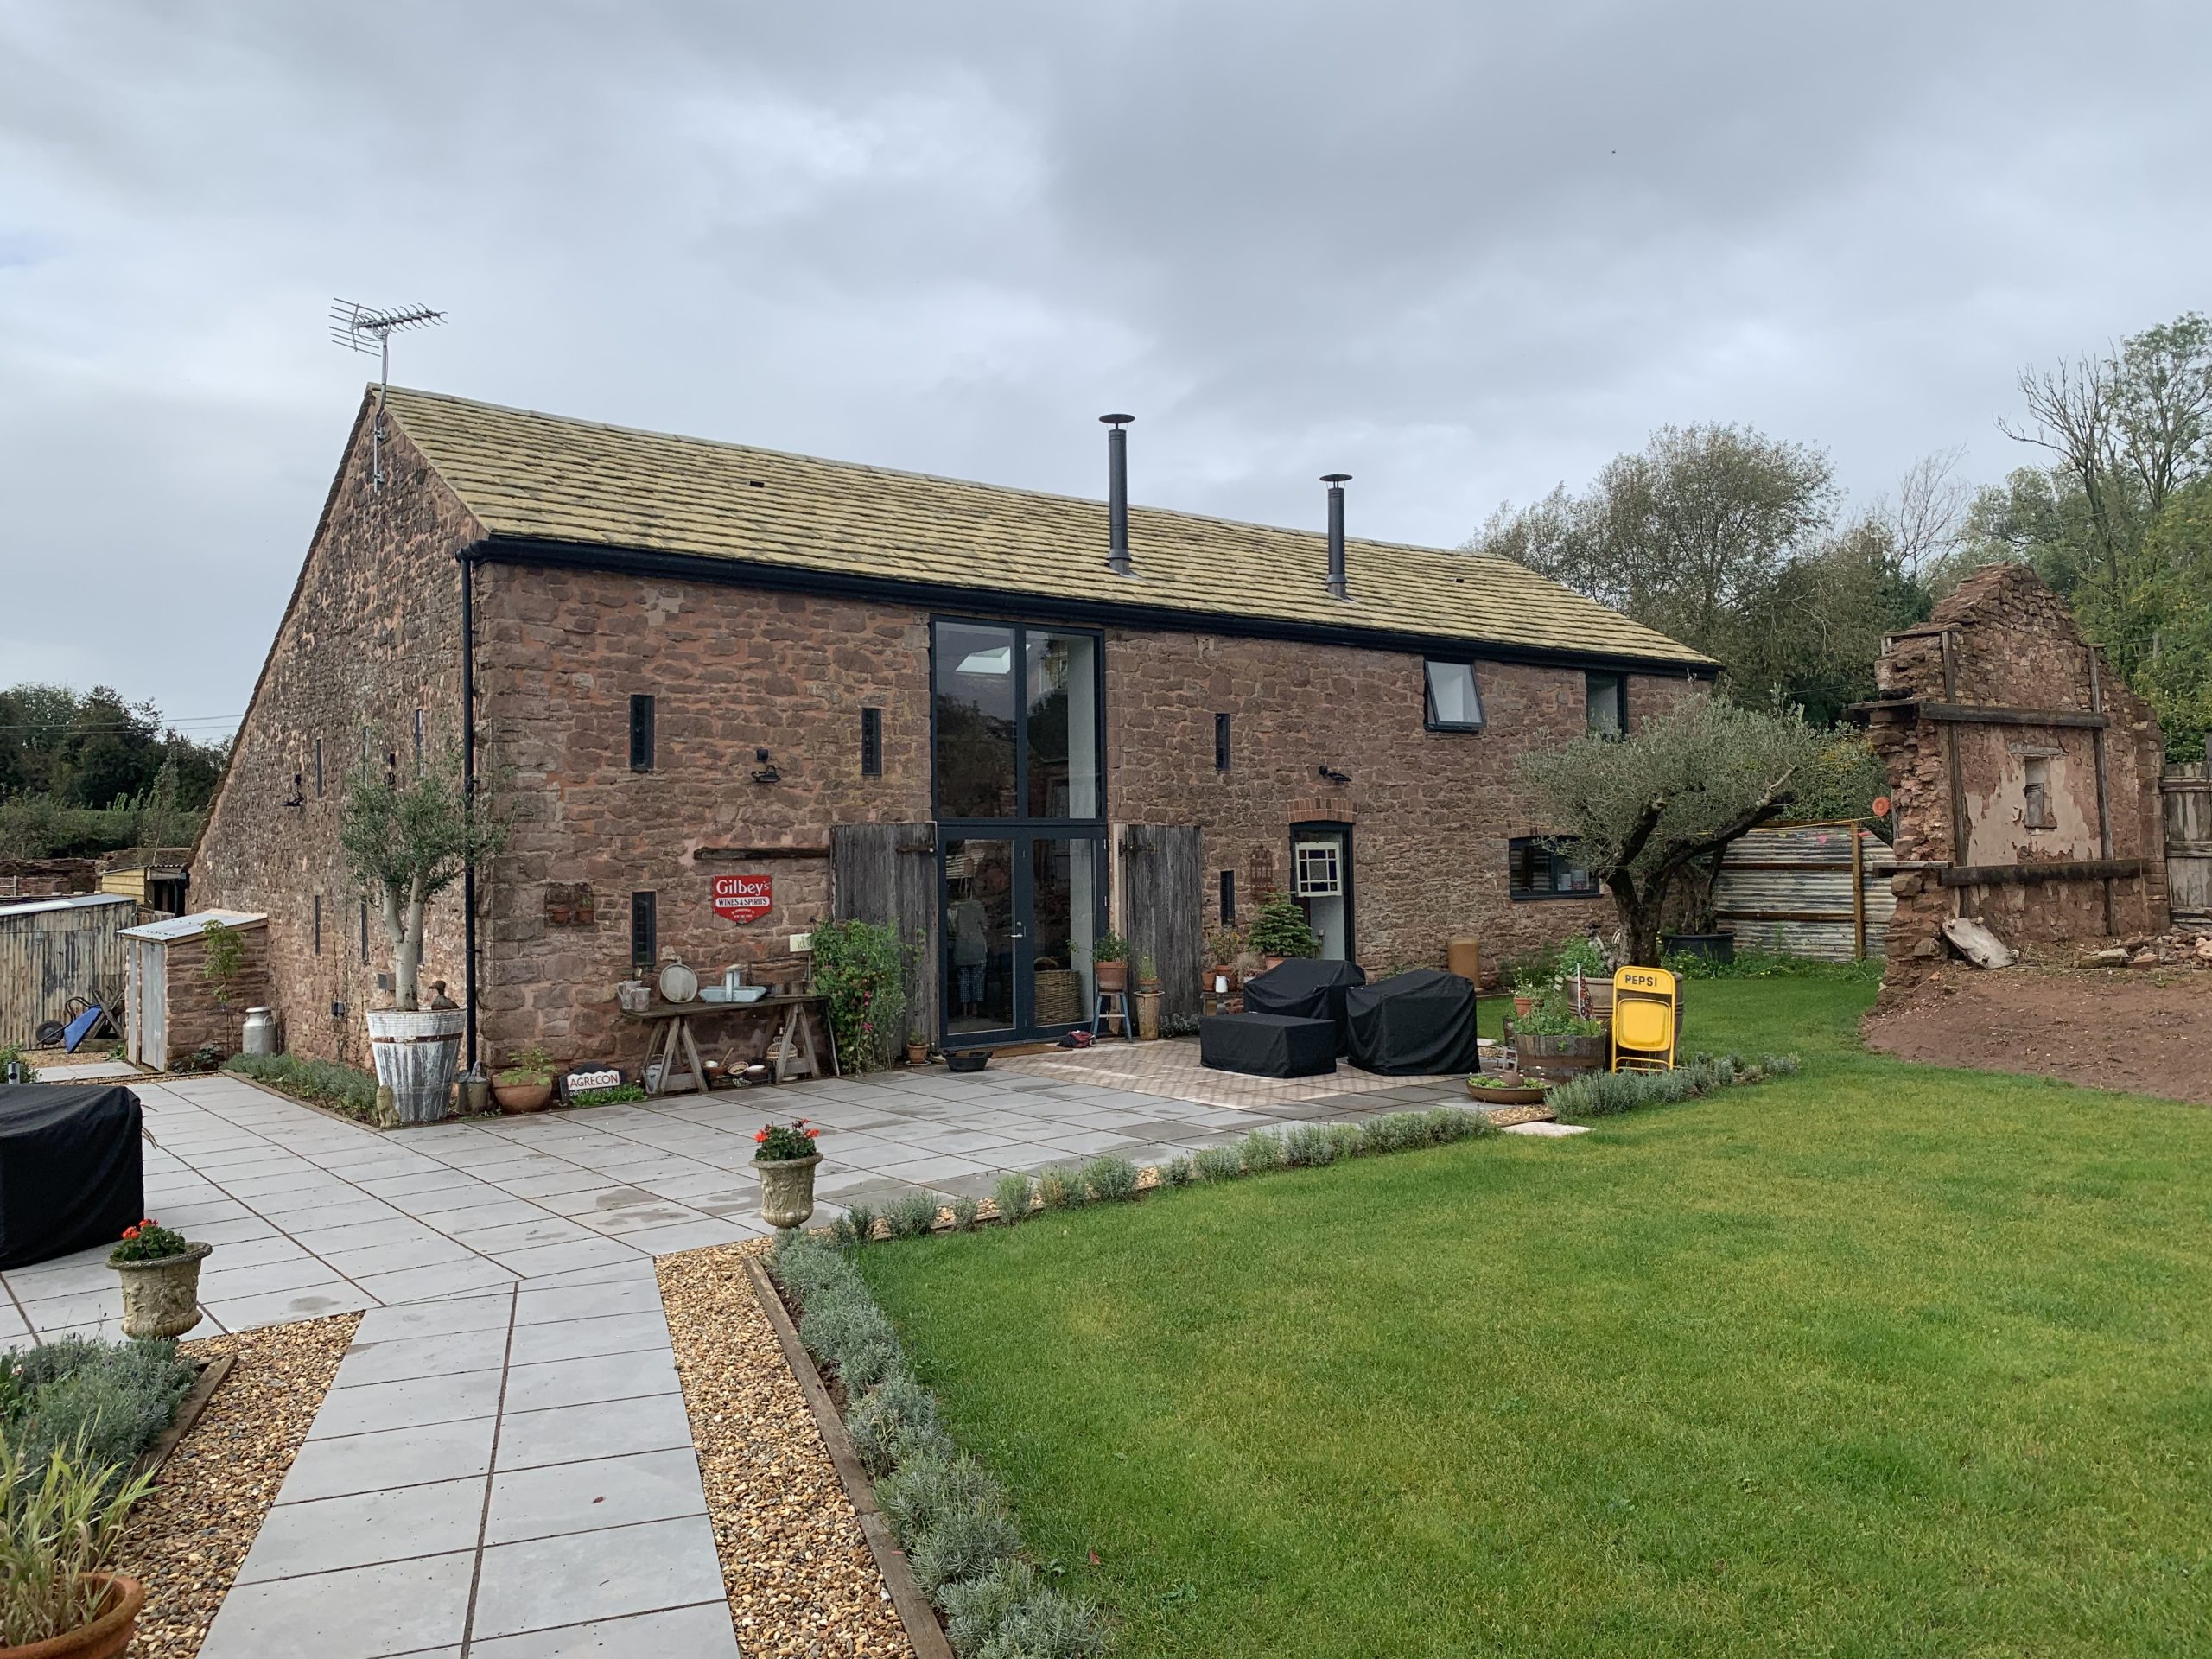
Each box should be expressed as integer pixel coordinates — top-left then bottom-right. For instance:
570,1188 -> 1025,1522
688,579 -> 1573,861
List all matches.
711,874 -> 773,922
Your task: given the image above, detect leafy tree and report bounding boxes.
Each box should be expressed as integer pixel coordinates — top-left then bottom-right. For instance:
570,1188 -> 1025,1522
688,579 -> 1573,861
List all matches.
1515,699 -> 1869,966
338,752 -> 507,1012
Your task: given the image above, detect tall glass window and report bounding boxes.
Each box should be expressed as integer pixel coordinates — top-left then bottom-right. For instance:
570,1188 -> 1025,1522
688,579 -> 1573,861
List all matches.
934,620 -> 1103,822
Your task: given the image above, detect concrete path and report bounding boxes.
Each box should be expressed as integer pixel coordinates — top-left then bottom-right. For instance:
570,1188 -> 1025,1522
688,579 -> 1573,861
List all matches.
199,1255 -> 739,1659
3,1055 -> 1465,1343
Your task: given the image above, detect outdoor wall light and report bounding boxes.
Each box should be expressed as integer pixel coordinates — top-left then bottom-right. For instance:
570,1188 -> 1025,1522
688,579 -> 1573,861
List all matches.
1318,765 -> 1351,785
751,747 -> 782,785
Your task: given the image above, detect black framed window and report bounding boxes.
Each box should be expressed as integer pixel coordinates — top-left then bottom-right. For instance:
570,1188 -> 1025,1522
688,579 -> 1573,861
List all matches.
1424,659 -> 1484,731
359,899 -> 370,963
629,696 -> 656,772
1214,713 -> 1231,771
313,893 -> 322,955
1586,671 -> 1627,737
631,891 -> 658,970
1509,836 -> 1599,900
932,620 -> 1103,821
314,738 -> 324,798
1219,869 -> 1236,924
861,707 -> 883,777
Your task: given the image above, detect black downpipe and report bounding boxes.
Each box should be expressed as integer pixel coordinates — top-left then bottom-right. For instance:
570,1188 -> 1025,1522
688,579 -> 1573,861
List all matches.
1323,473 -> 1351,600
459,550 -> 479,1071
1102,413 -> 1134,575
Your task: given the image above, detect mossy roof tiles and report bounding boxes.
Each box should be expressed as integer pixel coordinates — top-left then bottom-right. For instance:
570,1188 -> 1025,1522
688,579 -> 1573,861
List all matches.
383,386 -> 1713,669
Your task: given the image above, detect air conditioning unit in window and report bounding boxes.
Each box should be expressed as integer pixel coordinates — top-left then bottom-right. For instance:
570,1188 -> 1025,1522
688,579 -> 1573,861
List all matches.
1292,842 -> 1342,899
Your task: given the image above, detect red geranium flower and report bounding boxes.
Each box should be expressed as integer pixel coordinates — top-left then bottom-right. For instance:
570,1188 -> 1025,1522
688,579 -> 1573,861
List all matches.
121,1225 -> 139,1240
804,1127 -> 819,1139
753,1128 -> 768,1142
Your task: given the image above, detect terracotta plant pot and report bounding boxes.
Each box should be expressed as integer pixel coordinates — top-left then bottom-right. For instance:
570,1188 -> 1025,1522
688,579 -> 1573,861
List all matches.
905,1041 -> 930,1065
1134,989 -> 1162,1041
1512,995 -> 1535,1019
492,1080 -> 556,1114
1094,960 -> 1129,994
757,1153 -> 822,1230
1465,1077 -> 1548,1106
0,1573 -> 146,1659
114,1245 -> 211,1340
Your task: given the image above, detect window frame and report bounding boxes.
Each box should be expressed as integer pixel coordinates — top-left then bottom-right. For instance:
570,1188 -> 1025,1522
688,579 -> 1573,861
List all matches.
1423,658 -> 1485,733
1214,712 -> 1231,772
1585,671 -> 1629,739
314,737 -> 324,798
928,617 -> 1108,826
631,891 -> 658,972
1508,836 -> 1600,902
860,706 -> 883,778
313,893 -> 322,956
1218,868 -> 1236,925
628,695 -> 656,773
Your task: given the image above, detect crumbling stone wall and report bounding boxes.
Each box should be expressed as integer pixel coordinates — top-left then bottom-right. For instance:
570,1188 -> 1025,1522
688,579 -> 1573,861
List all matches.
1865,563 -> 2167,977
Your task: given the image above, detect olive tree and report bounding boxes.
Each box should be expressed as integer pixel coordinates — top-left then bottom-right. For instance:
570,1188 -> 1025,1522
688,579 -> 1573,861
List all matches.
339,751 -> 507,1012
1515,699 -> 1871,966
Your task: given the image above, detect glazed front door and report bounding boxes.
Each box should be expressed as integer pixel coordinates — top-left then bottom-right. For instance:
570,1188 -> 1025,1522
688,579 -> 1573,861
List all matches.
940,831 -> 1104,1045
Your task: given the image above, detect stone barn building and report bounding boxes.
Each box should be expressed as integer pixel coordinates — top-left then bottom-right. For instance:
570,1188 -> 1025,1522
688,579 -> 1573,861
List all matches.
191,387 -> 1713,1072
1862,563 -> 2169,973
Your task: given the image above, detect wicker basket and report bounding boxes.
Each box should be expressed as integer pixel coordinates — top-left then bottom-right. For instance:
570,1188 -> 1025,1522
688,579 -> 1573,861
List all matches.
1033,968 -> 1083,1027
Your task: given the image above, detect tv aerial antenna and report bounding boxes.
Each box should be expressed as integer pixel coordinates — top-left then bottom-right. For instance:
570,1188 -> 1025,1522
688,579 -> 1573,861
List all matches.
329,299 -> 446,489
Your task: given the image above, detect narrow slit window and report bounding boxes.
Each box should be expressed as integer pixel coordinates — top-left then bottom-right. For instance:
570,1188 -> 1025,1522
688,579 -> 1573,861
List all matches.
414,709 -> 426,771
1215,713 -> 1231,772
1219,869 -> 1236,924
631,891 -> 658,971
629,695 -> 656,772
861,707 -> 883,777
1424,660 -> 1484,731
314,737 -> 324,798
313,893 -> 322,956
359,899 -> 370,963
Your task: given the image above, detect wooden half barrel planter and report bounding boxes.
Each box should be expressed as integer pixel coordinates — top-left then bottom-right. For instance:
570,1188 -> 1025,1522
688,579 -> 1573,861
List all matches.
1512,1027 -> 1611,1079
365,1008 -> 466,1124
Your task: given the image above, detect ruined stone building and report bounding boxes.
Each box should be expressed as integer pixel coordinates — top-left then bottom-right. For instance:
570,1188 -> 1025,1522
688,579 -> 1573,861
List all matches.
1862,563 -> 2169,969
190,386 -> 1711,1070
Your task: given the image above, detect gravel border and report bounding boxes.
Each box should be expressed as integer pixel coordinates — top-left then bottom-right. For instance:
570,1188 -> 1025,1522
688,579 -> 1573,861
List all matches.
116,1313 -> 361,1659
658,1241 -> 914,1659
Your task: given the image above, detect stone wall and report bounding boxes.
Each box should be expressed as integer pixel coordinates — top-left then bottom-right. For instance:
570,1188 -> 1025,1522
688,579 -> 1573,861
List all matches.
160,924 -> 273,1065
1866,563 -> 2168,976
190,399 -> 479,1067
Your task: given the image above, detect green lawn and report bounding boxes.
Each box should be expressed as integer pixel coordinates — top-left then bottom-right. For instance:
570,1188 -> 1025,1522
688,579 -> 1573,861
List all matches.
856,979 -> 2212,1657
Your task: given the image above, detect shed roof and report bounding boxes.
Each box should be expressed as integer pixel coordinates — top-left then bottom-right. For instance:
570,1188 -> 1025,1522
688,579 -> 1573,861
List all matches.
381,386 -> 1715,671
0,893 -> 137,922
119,909 -> 267,943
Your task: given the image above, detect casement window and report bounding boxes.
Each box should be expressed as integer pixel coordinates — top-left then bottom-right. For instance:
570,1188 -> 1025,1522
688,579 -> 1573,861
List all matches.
313,893 -> 322,955
1215,713 -> 1231,772
1424,659 -> 1484,731
1219,869 -> 1236,924
1586,671 -> 1628,737
861,707 -> 883,778
629,695 -> 656,772
1508,836 -> 1599,900
1293,839 -> 1344,899
631,891 -> 658,971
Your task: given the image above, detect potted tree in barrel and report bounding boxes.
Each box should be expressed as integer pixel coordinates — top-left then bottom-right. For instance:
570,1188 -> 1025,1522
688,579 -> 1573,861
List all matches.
340,750 -> 508,1124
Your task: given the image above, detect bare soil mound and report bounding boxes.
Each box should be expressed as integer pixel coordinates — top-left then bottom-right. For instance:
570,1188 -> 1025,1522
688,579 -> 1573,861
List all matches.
1864,963 -> 2212,1106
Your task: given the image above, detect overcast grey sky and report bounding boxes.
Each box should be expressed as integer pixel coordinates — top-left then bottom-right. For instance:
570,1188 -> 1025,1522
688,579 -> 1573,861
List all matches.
4,0 -> 2209,734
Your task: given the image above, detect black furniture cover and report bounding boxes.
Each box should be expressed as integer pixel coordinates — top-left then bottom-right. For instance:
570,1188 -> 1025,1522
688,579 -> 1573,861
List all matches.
0,1084 -> 143,1269
1344,969 -> 1482,1076
1242,958 -> 1369,1054
1199,1012 -> 1338,1079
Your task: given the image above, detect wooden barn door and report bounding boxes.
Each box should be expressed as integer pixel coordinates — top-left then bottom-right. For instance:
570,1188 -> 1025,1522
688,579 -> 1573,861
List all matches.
830,823 -> 939,1051
1118,824 -> 1205,1031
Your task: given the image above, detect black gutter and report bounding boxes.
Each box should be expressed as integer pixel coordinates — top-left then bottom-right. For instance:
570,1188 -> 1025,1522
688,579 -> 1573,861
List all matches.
472,533 -> 1720,681
458,549 -> 479,1071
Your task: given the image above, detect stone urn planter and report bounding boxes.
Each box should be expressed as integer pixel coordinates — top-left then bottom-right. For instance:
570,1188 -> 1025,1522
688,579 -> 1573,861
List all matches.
366,1008 -> 465,1124
0,1572 -> 146,1659
111,1243 -> 212,1339
1134,989 -> 1162,1040
757,1154 -> 822,1230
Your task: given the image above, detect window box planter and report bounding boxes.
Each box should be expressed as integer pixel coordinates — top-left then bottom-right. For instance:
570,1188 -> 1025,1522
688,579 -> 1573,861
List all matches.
757,1153 -> 822,1230
0,1571 -> 146,1659
112,1243 -> 212,1339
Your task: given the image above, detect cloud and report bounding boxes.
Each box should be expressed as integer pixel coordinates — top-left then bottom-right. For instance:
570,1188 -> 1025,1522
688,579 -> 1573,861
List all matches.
3,0 -> 2209,724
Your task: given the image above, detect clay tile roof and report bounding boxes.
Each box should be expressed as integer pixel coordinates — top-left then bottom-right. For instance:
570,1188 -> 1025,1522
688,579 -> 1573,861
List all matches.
382,386 -> 1714,669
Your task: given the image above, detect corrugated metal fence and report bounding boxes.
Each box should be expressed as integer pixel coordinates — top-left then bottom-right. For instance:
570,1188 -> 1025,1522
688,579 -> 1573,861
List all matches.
1713,821 -> 1898,961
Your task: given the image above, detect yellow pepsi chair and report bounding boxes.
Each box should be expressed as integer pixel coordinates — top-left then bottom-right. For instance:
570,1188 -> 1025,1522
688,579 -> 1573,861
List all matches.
1610,965 -> 1678,1073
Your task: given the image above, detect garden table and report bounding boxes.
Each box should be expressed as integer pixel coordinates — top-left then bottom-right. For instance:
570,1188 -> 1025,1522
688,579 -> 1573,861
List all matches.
619,993 -> 837,1097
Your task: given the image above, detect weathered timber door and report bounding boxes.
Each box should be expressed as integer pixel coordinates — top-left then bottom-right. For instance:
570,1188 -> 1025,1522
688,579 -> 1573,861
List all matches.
830,823 -> 939,1050
1118,824 -> 1205,1031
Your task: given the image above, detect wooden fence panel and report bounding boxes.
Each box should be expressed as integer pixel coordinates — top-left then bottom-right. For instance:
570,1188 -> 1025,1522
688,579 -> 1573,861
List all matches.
830,823 -> 939,1047
1118,824 -> 1205,1028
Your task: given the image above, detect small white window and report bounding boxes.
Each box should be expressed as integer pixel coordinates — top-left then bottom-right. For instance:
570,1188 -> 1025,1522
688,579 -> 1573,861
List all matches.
1425,660 -> 1484,730
1294,841 -> 1343,899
